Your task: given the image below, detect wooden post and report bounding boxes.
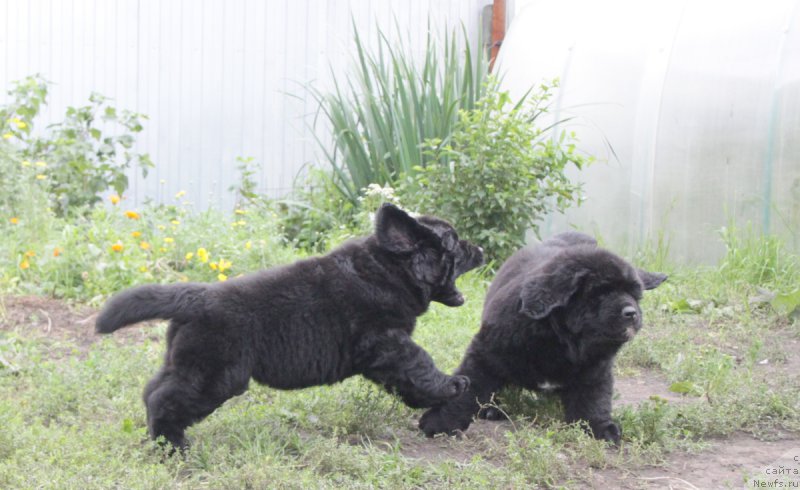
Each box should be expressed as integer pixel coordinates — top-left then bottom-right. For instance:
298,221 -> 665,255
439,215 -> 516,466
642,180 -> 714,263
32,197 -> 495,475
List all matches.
490,0 -> 506,72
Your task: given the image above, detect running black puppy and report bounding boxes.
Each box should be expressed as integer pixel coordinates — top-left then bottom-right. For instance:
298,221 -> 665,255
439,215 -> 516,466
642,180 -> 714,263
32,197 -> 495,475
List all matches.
418,232 -> 666,444
96,203 -> 483,450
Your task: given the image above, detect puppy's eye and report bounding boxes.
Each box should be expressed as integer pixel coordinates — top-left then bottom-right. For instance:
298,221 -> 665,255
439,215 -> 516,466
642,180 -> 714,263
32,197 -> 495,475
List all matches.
621,306 -> 638,319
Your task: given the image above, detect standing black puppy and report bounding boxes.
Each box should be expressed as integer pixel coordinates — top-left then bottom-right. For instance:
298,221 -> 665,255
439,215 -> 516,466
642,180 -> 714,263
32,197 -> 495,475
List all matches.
96,203 -> 483,450
418,231 -> 666,443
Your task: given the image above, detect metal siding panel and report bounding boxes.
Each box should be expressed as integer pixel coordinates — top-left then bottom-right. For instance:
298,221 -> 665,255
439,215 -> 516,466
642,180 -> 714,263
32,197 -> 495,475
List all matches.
135,0 -> 162,206
279,0 -> 306,195
218,0 -> 245,210
0,1 -> 8,91
262,0 -> 289,196
6,0 -> 29,88
158,0 -> 183,207
177,0 -> 203,209
241,0 -> 267,199
198,0 -> 224,209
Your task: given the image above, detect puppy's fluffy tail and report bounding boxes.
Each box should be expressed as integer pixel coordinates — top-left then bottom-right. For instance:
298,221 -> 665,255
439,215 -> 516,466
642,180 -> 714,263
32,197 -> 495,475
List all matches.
95,283 -> 209,333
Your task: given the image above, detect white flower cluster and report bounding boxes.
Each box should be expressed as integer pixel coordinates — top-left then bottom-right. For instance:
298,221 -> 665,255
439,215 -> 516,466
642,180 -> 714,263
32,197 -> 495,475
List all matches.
360,183 -> 397,202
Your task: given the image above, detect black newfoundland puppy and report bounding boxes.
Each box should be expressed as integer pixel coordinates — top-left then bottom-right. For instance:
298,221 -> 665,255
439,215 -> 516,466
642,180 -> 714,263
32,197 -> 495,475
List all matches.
96,203 -> 483,450
418,231 -> 666,444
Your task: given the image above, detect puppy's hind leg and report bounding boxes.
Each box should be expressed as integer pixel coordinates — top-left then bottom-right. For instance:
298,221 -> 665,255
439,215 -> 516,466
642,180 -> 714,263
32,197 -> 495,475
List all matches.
356,330 -> 469,409
144,366 -> 250,453
142,322 -> 253,453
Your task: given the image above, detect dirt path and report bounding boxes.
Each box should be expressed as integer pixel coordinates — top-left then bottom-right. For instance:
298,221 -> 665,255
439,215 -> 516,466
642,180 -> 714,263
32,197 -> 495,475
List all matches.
0,295 -> 159,357
592,433 -> 799,489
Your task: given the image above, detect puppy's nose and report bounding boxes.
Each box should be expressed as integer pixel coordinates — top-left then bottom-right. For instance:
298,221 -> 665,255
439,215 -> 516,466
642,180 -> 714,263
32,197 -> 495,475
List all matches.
622,306 -> 638,319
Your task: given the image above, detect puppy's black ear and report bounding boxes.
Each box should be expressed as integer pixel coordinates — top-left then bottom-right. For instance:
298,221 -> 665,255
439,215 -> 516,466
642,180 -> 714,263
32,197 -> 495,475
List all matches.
520,265 -> 588,320
637,270 -> 667,290
440,229 -> 458,251
375,203 -> 426,254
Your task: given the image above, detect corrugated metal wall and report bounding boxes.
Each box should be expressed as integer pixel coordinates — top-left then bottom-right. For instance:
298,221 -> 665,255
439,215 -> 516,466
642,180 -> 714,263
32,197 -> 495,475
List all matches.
1,0 -> 491,210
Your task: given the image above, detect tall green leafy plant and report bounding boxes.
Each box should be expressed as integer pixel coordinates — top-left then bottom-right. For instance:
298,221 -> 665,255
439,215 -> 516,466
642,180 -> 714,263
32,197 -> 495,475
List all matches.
405,78 -> 590,263
1,75 -> 153,216
312,23 -> 488,205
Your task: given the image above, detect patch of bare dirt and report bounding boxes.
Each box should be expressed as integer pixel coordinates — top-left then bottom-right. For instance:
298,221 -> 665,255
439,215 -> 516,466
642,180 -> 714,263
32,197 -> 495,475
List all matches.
615,372 -> 688,406
589,432 -> 800,489
398,417 -> 514,465
0,294 -> 161,357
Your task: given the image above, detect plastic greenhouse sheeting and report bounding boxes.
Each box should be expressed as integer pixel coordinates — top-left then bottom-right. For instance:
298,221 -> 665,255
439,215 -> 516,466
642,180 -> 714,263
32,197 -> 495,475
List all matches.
496,0 -> 800,263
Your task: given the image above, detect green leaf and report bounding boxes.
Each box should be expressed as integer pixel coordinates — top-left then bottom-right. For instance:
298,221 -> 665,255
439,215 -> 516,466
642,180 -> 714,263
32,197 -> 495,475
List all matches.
121,418 -> 135,433
667,299 -> 699,314
668,381 -> 702,396
117,134 -> 133,149
770,289 -> 800,316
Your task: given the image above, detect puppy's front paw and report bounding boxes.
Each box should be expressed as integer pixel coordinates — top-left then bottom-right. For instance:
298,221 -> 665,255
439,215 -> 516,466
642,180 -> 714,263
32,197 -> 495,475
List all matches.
595,421 -> 621,445
418,407 -> 470,437
442,375 -> 470,399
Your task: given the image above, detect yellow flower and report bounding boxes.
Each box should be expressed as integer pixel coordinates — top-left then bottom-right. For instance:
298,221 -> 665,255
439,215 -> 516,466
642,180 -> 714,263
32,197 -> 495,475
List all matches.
139,265 -> 148,272
139,241 -> 151,250
9,217 -> 19,225
175,190 -> 186,198
157,224 -> 166,231
164,237 -> 174,244
170,220 -> 180,225
217,273 -> 228,282
14,119 -> 27,130
244,241 -> 252,250
131,231 -> 142,238
53,247 -> 62,257
185,252 -> 194,261
159,247 -> 167,253
111,242 -> 124,252
110,194 -> 121,205
24,250 -> 36,257
218,258 -> 232,272
196,247 -> 209,263
21,160 -> 31,167
125,210 -> 140,220
234,209 -> 247,215
20,259 -> 30,270
34,161 -> 47,168
2,133 -> 12,140
35,174 -> 47,180
209,262 -> 218,271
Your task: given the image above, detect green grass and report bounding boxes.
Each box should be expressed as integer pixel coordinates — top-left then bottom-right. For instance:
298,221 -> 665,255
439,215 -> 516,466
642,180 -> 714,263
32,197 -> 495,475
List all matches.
1,218 -> 799,488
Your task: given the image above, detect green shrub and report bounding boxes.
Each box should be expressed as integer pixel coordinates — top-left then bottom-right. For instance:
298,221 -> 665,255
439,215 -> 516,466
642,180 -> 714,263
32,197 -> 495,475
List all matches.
404,78 -> 589,262
278,169 -> 356,252
1,75 -> 153,216
312,23 -> 488,206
